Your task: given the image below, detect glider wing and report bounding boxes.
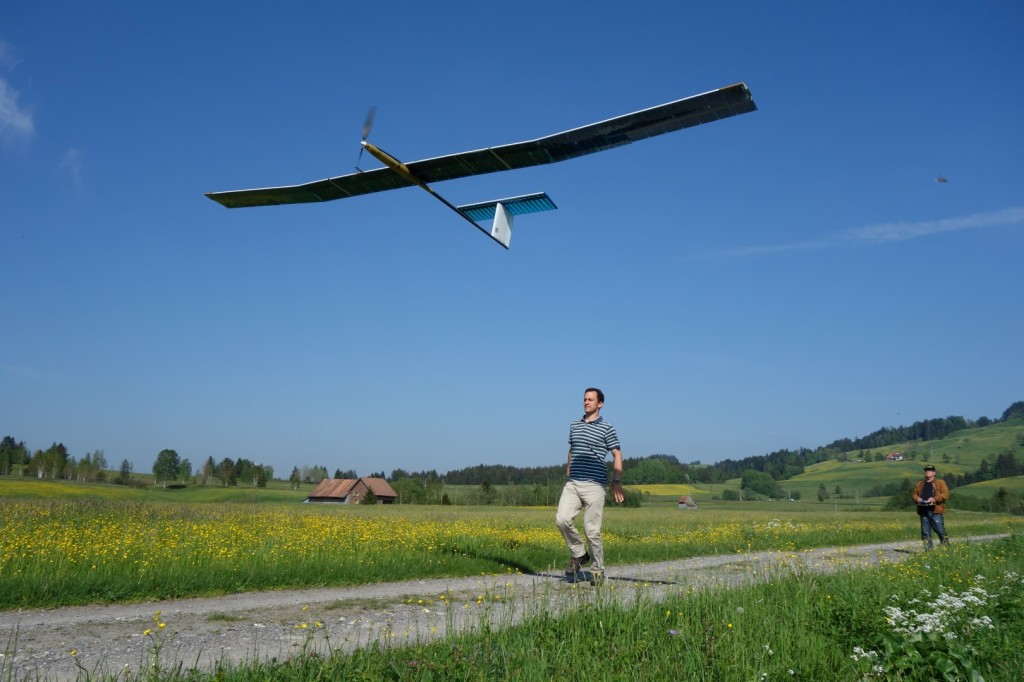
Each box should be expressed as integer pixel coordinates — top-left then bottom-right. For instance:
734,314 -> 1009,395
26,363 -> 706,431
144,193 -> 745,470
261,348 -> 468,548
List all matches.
206,83 -> 755,209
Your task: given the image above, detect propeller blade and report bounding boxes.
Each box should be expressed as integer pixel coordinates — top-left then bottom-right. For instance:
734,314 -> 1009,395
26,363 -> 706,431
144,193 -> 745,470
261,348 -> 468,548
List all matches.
355,106 -> 377,171
361,105 -> 377,142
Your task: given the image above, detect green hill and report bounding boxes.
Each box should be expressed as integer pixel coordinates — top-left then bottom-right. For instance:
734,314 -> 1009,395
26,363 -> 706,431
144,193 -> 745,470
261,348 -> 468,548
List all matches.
844,418 -> 1024,471
722,419 -> 1024,503
954,475 -> 1024,499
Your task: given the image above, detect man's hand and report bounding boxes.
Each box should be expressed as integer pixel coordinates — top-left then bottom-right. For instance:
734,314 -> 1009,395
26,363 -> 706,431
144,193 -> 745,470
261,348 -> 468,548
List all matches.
612,482 -> 624,504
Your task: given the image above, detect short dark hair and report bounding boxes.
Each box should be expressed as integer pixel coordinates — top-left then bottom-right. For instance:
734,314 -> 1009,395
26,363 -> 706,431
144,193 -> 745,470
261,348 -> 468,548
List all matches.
585,387 -> 605,403
923,465 -> 936,472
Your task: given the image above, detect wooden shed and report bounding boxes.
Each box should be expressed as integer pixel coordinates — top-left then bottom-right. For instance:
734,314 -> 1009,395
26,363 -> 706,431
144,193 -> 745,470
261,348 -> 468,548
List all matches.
305,477 -> 397,504
677,495 -> 698,510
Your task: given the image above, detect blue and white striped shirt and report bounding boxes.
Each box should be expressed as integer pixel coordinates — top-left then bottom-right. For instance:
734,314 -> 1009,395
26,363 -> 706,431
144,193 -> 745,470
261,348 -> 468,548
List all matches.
568,416 -> 621,485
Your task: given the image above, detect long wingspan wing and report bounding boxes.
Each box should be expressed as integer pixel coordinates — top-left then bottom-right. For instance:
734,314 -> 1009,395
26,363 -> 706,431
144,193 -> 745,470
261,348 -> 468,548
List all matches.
206,83 -> 755,209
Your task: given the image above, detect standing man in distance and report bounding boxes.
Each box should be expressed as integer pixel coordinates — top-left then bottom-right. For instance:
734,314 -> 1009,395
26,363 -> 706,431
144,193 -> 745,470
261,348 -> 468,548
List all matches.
555,387 -> 624,584
912,464 -> 949,550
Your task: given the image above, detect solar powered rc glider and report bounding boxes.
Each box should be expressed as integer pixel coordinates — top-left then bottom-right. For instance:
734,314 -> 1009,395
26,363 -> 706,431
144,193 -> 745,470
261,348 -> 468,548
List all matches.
206,83 -> 756,248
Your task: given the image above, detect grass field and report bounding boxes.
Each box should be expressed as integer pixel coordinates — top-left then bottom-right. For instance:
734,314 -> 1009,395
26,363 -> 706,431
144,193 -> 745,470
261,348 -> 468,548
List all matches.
3,479 -> 1023,680
955,474 -> 1024,498
2,479 -> 1022,611
0,477 -> 309,503
224,536 -> 1022,682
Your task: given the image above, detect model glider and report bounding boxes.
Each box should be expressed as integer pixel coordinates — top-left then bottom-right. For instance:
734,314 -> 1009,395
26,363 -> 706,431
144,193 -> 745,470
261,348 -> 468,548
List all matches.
206,83 -> 757,248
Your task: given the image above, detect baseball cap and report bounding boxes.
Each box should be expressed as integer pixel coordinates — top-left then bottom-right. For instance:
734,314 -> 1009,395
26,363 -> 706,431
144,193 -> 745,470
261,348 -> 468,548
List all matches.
923,465 -> 936,472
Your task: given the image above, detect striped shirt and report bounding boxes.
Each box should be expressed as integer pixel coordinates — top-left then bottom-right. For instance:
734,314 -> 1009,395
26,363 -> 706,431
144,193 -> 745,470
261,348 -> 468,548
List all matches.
568,416 -> 621,485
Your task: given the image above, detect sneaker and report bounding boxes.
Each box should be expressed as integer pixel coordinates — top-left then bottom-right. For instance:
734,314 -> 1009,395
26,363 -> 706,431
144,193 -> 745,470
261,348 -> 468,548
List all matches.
565,552 -> 590,575
590,570 -> 605,586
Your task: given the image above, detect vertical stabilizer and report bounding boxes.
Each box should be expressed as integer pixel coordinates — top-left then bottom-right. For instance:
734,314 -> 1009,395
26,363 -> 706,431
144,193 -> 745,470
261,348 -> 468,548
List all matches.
491,202 -> 514,248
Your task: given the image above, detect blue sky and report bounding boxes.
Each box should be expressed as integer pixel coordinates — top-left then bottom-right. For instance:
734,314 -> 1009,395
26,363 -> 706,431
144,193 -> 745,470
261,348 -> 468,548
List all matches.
2,2 -> 1021,478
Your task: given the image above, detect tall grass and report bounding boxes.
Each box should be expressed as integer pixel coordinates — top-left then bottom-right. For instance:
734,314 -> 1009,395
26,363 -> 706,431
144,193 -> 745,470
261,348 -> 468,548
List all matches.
181,536 -> 1024,681
2,499 -> 1022,610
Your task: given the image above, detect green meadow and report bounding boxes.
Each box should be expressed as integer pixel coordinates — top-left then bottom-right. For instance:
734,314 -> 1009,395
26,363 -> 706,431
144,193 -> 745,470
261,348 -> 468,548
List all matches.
208,537 -> 1024,682
955,475 -> 1024,497
2,478 -> 1023,680
30,540 -> 1015,682
2,478 -> 1022,610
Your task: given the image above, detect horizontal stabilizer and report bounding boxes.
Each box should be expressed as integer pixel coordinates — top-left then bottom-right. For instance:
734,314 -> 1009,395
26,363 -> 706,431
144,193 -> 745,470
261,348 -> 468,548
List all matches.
456,192 -> 557,223
456,193 -> 557,249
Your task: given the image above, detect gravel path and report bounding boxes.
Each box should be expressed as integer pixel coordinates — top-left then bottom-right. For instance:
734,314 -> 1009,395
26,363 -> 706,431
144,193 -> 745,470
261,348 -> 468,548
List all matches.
1,535 -> 1005,681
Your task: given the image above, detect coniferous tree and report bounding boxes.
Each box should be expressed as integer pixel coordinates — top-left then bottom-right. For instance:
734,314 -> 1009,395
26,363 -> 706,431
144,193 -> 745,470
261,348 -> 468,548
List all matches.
118,459 -> 133,485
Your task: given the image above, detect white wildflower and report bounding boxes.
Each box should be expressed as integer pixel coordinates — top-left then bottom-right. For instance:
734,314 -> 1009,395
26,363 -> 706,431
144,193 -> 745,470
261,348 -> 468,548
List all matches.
969,615 -> 994,629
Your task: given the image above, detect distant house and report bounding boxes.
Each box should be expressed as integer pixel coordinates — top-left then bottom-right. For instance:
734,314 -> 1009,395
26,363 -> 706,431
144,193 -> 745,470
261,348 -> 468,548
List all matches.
677,495 -> 698,510
885,452 -> 904,461
304,477 -> 398,504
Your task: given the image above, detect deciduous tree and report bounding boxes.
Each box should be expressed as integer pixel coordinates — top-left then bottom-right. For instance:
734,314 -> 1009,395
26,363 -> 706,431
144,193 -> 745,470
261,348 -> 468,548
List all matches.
152,449 -> 181,487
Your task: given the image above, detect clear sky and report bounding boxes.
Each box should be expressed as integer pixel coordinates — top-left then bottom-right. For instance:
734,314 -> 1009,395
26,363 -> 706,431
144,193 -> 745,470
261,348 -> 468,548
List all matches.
2,2 -> 1022,479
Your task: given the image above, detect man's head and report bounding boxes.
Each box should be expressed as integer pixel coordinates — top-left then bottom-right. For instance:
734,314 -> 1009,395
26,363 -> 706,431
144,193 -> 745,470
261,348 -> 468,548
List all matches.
583,388 -> 604,418
923,464 -> 937,479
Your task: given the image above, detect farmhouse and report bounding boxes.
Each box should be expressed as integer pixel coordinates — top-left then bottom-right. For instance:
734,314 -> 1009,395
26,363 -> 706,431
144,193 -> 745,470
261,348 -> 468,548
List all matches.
304,477 -> 397,504
885,452 -> 904,461
677,495 -> 698,510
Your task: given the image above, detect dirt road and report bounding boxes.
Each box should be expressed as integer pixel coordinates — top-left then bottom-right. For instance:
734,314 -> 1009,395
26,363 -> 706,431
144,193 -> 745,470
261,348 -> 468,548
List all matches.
1,536 -> 1003,681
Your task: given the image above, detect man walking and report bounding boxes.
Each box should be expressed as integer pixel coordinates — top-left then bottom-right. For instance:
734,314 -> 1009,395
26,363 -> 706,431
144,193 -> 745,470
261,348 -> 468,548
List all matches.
912,464 -> 949,549
555,387 -> 624,584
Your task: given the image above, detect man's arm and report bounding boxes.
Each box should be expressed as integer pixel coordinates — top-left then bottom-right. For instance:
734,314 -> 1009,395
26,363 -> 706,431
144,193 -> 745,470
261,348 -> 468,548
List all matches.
566,450 -> 572,478
611,448 -> 624,504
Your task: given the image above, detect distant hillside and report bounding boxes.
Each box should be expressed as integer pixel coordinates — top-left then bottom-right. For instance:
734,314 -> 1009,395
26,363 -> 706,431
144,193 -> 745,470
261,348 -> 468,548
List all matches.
718,419 -> 1024,513
392,402 -> 1023,489
708,402 -> 1023,483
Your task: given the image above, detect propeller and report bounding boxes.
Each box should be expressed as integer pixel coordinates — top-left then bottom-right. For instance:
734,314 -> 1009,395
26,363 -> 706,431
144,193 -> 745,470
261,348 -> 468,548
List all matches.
355,106 -> 377,171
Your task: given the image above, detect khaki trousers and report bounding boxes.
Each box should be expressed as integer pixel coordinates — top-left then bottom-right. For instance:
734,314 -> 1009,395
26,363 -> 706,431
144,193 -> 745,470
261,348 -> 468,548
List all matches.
555,480 -> 607,572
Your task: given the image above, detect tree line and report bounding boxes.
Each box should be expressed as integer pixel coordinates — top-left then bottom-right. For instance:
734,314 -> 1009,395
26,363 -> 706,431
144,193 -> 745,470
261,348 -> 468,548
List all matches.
0,437 -> 125,483
4,401 -> 1020,490
155,450 -> 274,488
387,401 -> 1022,488
0,437 -> 275,488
